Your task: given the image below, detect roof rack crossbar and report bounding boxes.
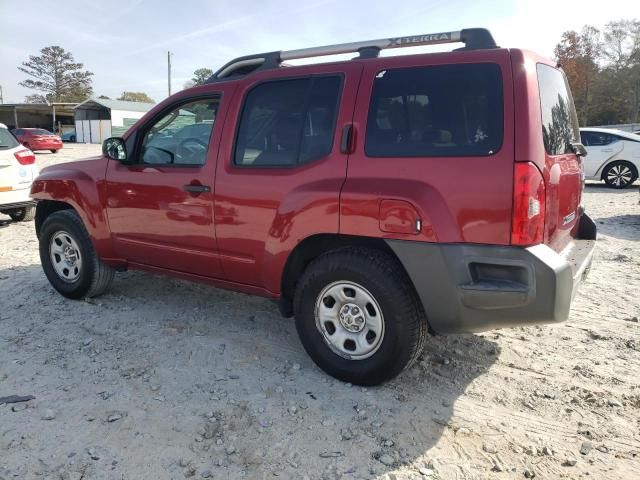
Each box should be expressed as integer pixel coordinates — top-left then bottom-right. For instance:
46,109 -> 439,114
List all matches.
206,28 -> 497,83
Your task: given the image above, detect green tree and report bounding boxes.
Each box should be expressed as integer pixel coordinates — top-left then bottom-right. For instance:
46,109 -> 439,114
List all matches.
24,94 -> 47,104
18,46 -> 93,103
192,68 -> 213,86
554,19 -> 640,125
117,91 -> 155,103
601,20 -> 640,122
554,27 -> 601,125
184,68 -> 213,89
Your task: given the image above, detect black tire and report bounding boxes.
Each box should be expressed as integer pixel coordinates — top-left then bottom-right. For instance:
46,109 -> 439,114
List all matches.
9,206 -> 36,222
70,136 -> 76,142
50,149 -> 58,154
294,247 -> 428,386
39,210 -> 114,299
602,161 -> 638,189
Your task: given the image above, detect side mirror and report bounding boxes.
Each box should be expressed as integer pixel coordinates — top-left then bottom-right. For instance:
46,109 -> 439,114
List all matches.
103,137 -> 128,162
570,142 -> 588,157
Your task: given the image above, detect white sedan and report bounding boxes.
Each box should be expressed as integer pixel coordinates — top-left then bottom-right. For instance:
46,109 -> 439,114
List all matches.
580,128 -> 640,188
0,123 -> 38,221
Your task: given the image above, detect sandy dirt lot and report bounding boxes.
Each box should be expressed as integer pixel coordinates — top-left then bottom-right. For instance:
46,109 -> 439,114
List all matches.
1,144 -> 639,480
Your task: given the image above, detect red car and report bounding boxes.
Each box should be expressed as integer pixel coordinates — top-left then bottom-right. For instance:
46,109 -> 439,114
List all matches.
12,128 -> 63,153
31,28 -> 596,385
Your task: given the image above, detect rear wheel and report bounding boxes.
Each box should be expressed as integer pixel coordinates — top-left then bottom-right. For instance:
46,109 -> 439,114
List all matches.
50,149 -> 58,153
9,206 -> 36,222
39,210 -> 114,299
603,161 -> 637,188
294,247 -> 427,386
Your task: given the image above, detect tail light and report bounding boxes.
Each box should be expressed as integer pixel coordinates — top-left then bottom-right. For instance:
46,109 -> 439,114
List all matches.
511,162 -> 546,246
14,149 -> 36,165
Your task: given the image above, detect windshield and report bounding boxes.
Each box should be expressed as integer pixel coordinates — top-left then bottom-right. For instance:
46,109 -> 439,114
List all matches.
0,128 -> 20,149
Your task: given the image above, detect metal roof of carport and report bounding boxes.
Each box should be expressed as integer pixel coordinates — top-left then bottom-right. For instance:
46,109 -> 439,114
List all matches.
74,98 -> 155,112
0,103 -> 76,115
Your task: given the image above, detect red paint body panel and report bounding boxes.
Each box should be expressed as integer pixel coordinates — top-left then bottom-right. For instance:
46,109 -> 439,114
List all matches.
341,50 -> 515,245
104,84 -> 237,277
30,157 -> 114,258
214,63 -> 363,295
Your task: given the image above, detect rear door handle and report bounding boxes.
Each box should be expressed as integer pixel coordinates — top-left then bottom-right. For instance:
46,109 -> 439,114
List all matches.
183,184 -> 211,193
340,124 -> 353,154
601,148 -> 613,152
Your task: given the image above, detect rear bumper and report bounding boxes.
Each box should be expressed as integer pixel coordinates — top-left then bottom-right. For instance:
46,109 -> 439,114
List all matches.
0,200 -> 36,212
0,187 -> 35,211
386,213 -> 597,334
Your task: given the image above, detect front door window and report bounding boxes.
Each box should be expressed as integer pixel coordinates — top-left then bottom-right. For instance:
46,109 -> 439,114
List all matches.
141,99 -> 219,166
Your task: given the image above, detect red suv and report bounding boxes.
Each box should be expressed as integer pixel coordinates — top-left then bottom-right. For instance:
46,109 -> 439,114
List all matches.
31,29 -> 596,385
13,128 -> 63,153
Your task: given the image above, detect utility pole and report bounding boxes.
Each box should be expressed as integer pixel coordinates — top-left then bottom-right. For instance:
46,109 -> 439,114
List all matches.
167,51 -> 173,96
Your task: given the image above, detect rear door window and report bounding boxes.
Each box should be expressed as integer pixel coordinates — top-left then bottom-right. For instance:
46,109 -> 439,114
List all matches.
234,76 -> 342,167
537,64 -> 580,155
365,63 -> 503,157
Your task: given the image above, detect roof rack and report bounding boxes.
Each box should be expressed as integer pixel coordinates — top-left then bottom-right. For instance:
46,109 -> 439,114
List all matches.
205,28 -> 498,83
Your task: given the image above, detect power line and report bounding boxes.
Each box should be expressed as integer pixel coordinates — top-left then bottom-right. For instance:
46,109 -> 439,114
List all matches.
167,51 -> 173,96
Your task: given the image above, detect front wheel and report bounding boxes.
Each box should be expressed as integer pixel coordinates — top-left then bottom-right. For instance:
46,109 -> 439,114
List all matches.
39,210 -> 114,299
603,161 -> 637,188
294,248 -> 428,386
50,149 -> 58,154
9,206 -> 36,222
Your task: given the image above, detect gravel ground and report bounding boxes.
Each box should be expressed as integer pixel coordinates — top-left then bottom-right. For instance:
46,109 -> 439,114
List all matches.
0,144 -> 639,480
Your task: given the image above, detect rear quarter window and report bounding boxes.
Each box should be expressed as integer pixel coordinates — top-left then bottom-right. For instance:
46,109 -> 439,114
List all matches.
0,128 -> 20,149
365,63 -> 503,157
537,64 -> 580,155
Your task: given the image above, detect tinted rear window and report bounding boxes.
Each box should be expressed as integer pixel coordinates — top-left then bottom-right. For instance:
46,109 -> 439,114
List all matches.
537,64 -> 580,155
365,63 -> 503,157
30,129 -> 53,135
0,128 -> 20,149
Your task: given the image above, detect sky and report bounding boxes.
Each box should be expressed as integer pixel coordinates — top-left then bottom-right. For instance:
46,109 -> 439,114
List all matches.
0,0 -> 637,104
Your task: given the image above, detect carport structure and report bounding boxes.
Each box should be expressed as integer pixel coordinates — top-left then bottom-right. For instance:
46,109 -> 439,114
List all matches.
0,103 -> 75,132
73,98 -> 154,143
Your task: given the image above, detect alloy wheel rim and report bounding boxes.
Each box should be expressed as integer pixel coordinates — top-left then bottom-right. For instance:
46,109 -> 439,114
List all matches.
49,230 -> 82,282
314,281 -> 385,360
607,165 -> 632,187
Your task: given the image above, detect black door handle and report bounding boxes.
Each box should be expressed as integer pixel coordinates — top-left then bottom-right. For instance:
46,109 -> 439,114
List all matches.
340,124 -> 353,154
183,184 -> 211,193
